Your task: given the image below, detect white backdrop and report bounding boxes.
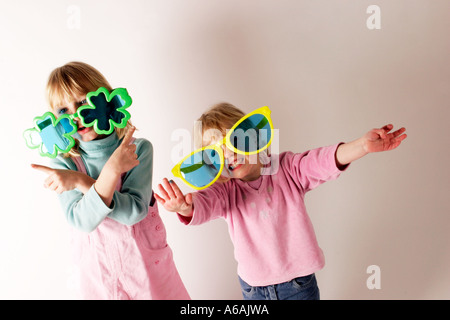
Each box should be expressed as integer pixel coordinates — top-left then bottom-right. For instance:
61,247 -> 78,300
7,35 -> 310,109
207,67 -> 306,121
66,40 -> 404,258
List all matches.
0,0 -> 449,299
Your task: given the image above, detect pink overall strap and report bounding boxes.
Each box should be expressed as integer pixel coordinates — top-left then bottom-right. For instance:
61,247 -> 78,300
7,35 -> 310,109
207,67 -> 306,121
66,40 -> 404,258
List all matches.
72,156 -> 86,174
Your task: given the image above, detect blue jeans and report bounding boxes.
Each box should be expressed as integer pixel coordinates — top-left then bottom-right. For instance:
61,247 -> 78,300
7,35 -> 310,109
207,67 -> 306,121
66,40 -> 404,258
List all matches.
238,274 -> 320,300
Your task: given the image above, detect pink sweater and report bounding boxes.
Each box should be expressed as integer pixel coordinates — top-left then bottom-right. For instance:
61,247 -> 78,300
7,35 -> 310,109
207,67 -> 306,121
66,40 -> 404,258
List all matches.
178,144 -> 346,286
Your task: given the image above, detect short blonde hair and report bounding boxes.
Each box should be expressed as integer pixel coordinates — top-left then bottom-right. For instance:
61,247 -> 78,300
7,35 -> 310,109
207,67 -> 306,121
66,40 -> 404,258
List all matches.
46,61 -> 133,157
195,102 -> 245,148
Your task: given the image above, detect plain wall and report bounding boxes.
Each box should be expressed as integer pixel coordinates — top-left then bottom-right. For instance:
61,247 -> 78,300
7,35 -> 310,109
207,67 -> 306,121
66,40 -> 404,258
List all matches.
0,0 -> 448,299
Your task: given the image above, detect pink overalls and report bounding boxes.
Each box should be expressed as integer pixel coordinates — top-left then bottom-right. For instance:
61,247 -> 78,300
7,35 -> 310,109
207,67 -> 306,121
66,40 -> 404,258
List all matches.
71,156 -> 190,300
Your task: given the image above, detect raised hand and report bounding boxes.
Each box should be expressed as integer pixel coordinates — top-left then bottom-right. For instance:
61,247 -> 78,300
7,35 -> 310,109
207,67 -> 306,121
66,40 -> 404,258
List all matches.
363,124 -> 407,153
335,124 -> 407,167
88,126 -> 139,207
104,126 -> 139,175
154,178 -> 194,217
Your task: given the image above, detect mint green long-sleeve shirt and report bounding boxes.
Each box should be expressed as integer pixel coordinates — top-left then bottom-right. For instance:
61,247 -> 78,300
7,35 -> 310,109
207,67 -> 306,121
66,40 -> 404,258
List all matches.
50,132 -> 153,232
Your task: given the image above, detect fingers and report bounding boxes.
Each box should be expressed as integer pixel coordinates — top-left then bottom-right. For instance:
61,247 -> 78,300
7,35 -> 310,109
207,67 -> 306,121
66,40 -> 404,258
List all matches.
33,165 -> 68,194
393,131 -> 407,146
169,179 -> 186,199
161,178 -> 187,200
158,178 -> 187,199
377,125 -> 407,140
129,143 -> 137,153
157,180 -> 171,201
156,178 -> 192,211
42,175 -> 63,194
396,132 -> 407,142
185,193 -> 193,206
380,124 -> 407,136
121,126 -> 136,146
31,164 -> 55,175
33,164 -> 58,191
44,175 -> 54,188
162,178 -> 176,199
121,127 -> 138,165
381,124 -> 393,133
392,127 -> 406,138
371,128 -> 387,140
154,192 -> 165,205
382,125 -> 407,145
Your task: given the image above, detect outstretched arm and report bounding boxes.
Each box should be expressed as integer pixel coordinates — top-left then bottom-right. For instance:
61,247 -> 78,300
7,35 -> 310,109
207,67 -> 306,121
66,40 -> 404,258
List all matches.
335,124 -> 407,168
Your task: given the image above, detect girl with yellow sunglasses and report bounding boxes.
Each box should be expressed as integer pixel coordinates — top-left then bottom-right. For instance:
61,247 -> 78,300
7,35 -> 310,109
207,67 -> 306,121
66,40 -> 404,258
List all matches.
155,102 -> 406,300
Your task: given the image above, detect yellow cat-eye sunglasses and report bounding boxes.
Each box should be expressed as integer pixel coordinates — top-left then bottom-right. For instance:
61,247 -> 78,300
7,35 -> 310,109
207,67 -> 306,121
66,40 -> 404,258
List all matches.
171,106 -> 273,190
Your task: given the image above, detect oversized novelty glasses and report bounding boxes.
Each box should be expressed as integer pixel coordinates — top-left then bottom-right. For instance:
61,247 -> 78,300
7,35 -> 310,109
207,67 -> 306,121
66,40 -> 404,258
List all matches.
172,106 -> 273,190
23,87 -> 132,158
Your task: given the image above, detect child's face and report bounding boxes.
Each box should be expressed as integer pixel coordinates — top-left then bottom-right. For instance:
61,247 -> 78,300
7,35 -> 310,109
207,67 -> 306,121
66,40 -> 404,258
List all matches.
221,145 -> 262,181
203,129 -> 262,181
55,94 -> 101,142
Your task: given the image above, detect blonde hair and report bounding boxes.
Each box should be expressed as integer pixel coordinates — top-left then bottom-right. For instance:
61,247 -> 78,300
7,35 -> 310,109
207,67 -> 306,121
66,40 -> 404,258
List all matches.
194,102 -> 245,148
46,61 -> 133,157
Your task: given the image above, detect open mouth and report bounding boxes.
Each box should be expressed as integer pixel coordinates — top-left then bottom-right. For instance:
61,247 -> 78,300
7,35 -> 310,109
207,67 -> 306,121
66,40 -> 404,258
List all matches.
77,126 -> 90,135
228,158 -> 244,171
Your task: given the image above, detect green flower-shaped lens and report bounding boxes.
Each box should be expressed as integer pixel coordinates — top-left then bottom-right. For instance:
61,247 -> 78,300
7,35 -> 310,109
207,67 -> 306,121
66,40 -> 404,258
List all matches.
76,87 -> 132,135
23,112 -> 77,158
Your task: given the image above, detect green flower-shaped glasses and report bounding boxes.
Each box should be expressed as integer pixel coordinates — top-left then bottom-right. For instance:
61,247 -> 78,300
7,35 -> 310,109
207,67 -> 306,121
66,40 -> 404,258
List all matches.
23,87 -> 132,158
77,87 -> 132,135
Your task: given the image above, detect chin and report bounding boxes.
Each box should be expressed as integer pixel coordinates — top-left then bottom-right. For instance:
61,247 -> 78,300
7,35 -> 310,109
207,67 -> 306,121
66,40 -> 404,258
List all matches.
80,132 -> 98,142
230,169 -> 250,180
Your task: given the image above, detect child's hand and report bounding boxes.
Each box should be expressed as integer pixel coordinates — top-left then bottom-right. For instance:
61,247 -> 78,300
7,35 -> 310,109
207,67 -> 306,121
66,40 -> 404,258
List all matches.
335,124 -> 407,167
104,126 -> 139,175
363,124 -> 407,153
155,178 -> 194,217
93,126 -> 139,207
31,164 -> 95,194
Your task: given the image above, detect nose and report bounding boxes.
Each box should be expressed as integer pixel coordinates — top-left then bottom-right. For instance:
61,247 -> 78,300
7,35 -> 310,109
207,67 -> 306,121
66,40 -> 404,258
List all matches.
222,145 -> 234,159
72,117 -> 79,126
71,110 -> 81,123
